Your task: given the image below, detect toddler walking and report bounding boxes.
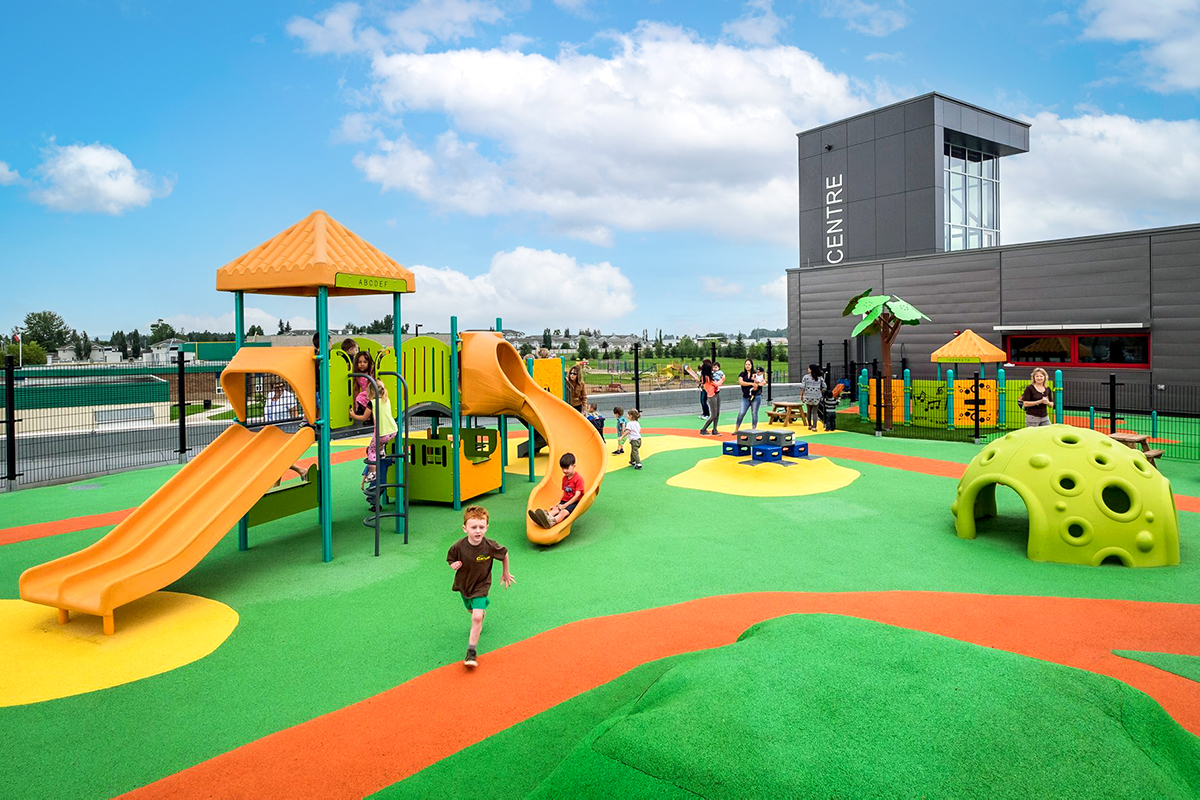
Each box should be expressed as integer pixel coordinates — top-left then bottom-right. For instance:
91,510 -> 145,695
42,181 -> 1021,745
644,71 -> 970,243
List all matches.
617,409 -> 642,469
611,405 -> 627,455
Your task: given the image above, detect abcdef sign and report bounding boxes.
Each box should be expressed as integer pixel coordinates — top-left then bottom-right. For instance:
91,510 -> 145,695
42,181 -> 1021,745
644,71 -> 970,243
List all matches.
824,174 -> 845,264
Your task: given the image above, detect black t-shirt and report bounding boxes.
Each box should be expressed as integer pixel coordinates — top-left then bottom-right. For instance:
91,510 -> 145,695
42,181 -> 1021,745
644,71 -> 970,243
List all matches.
1021,385 -> 1050,418
739,370 -> 762,398
447,536 -> 508,598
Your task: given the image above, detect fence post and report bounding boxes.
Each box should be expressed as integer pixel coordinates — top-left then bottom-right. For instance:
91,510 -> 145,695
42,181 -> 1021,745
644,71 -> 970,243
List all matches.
947,368 -> 955,430
824,363 -> 832,392
710,341 -> 717,363
633,342 -> 641,412
903,368 -> 911,425
818,339 -> 824,367
997,368 -> 1005,427
3,355 -> 19,491
849,360 -> 857,402
873,362 -> 883,435
858,368 -> 868,420
842,339 -> 849,390
1054,369 -> 1064,424
972,371 -> 981,443
1108,372 -> 1118,434
1151,410 -> 1158,439
766,340 -> 773,401
176,351 -> 188,463
901,356 -> 908,377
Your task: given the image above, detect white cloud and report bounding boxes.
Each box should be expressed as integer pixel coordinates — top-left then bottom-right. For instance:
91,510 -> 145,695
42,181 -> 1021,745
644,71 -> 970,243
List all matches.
1044,11 -> 1070,25
327,20 -> 871,244
1080,0 -> 1200,91
500,32 -> 534,51
334,112 -> 379,143
761,274 -> 787,299
0,161 -> 27,186
700,276 -> 743,296
552,0 -> 591,15
1003,111 -> 1200,244
864,51 -> 903,62
250,33 -> 267,44
28,141 -> 172,214
340,247 -> 635,330
287,0 -> 507,55
819,0 -> 909,37
723,0 -> 787,47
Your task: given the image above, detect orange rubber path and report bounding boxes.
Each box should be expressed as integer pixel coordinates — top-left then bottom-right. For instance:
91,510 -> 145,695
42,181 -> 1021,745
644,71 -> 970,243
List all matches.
125,591 -> 1200,800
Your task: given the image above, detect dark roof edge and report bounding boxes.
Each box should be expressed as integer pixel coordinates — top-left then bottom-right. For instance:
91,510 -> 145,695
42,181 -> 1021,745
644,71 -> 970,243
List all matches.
787,220 -> 1200,273
795,92 -> 1031,138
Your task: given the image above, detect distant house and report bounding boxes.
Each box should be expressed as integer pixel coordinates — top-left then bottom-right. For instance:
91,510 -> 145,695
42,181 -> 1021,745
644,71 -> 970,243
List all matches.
90,345 -> 123,363
144,338 -> 194,364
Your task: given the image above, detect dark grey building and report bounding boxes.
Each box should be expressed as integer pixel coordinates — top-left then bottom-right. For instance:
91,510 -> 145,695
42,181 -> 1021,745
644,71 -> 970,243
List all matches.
789,94 -> 1200,386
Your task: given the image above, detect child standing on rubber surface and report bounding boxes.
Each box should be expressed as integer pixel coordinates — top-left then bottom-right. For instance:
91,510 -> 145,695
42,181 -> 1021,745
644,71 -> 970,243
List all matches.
611,405 -> 627,455
618,409 -> 642,469
447,506 -> 514,668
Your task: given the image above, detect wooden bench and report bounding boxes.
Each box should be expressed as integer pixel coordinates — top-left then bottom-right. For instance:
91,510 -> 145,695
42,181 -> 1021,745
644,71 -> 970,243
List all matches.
1143,449 -> 1164,468
605,382 -> 625,392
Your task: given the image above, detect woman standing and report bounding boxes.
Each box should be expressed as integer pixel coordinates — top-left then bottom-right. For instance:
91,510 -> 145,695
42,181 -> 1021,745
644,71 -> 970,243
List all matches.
566,364 -> 588,415
699,360 -> 725,435
734,358 -> 762,432
801,364 -> 826,432
1020,367 -> 1054,427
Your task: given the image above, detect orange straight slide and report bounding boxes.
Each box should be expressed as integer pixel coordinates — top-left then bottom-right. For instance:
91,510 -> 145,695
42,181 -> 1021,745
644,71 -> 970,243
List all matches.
19,424 -> 315,634
459,331 -> 606,545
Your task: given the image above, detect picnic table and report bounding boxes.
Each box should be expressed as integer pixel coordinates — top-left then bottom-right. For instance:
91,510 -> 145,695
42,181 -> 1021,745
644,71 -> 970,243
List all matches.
767,401 -> 806,426
1109,431 -> 1164,469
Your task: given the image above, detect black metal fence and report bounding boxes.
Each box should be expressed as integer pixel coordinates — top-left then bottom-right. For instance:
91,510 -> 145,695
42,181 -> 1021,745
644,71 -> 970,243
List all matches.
833,368 -> 1200,460
1,354 -> 237,489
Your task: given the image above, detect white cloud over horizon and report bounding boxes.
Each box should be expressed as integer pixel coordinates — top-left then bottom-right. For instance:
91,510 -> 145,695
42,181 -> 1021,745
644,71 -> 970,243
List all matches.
1003,111 -> 1200,243
819,0 -> 909,37
292,12 -> 874,246
25,142 -> 172,215
722,0 -> 788,46
1080,0 -> 1200,91
701,276 -> 744,296
0,161 -> 27,187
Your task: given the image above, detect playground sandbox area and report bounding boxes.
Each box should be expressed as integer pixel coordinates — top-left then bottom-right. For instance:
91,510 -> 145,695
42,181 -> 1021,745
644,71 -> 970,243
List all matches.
2,411 -> 1199,798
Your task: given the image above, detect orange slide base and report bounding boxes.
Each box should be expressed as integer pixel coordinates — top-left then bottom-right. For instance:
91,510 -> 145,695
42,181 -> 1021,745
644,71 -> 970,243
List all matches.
458,331 -> 606,545
19,424 -> 315,634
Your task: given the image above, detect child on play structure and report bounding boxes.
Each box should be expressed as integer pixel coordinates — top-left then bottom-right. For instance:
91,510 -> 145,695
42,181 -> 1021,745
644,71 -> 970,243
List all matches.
611,405 -> 628,455
447,505 -> 515,668
360,382 -> 399,506
616,409 -> 642,469
585,402 -> 605,440
529,452 -> 585,528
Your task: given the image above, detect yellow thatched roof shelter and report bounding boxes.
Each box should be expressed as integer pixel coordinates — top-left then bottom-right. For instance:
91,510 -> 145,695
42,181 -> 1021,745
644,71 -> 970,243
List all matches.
930,329 -> 1007,364
216,210 -> 415,297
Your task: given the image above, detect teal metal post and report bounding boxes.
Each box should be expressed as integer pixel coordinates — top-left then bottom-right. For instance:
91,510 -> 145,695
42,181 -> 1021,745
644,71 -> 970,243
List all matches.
526,357 -> 536,483
234,292 -> 249,552
858,368 -> 868,420
316,288 -> 333,562
450,316 -> 461,510
1089,406 -> 1095,429
903,368 -> 911,425
937,363 -> 942,381
980,361 -> 985,379
392,292 -> 405,534
496,316 -> 506,494
1151,410 -> 1158,439
560,356 -> 566,401
1054,369 -> 1064,424
947,368 -> 955,430
997,368 -> 1006,429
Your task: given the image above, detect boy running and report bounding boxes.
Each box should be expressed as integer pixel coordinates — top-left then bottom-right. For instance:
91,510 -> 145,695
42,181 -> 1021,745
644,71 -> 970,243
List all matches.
447,506 -> 515,668
529,453 -> 584,528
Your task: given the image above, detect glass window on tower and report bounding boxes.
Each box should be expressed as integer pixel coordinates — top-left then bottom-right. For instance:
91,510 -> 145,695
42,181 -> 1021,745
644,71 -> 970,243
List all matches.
944,143 -> 999,251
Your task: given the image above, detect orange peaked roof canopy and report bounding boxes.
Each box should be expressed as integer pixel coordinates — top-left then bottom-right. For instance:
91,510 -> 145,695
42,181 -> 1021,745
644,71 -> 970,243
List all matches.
216,210 -> 415,297
930,329 -> 1007,363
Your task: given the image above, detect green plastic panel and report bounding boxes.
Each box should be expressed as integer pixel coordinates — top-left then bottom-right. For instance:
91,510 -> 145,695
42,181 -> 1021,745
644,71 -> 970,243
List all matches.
247,466 -> 320,527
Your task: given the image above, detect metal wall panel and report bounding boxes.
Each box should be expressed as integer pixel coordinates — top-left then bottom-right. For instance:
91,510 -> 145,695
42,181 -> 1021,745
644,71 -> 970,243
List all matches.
876,193 -> 906,257
1001,238 -> 1150,326
847,114 -> 874,146
787,270 -> 802,381
1150,228 -> 1200,384
796,262 -> 885,372
904,96 -> 935,130
875,133 -> 906,196
883,251 -> 1002,376
846,142 -> 875,202
904,187 -> 937,254
904,125 -> 937,191
847,199 -> 877,261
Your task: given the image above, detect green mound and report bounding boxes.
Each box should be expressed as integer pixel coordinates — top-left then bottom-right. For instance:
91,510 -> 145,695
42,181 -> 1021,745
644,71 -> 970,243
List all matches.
1115,650 -> 1200,684
527,615 -> 1200,798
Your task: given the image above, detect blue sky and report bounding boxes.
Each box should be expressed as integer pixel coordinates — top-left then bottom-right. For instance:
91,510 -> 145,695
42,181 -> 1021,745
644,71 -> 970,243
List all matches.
2,0 -> 1199,340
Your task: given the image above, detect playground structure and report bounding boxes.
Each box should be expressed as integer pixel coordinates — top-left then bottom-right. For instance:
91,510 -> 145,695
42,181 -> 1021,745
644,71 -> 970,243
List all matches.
952,426 -> 1180,567
17,210 -> 605,633
862,367 -> 1064,430
722,429 -> 809,464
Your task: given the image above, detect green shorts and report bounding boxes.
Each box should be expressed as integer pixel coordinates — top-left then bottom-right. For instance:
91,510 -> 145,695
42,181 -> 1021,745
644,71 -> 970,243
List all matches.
461,594 -> 490,612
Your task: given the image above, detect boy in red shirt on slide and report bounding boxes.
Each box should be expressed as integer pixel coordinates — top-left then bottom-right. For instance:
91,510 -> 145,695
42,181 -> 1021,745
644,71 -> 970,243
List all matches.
529,452 -> 583,529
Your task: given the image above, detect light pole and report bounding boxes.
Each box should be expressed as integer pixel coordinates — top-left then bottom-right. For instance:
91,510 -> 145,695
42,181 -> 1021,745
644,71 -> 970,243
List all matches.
414,324 -> 422,337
